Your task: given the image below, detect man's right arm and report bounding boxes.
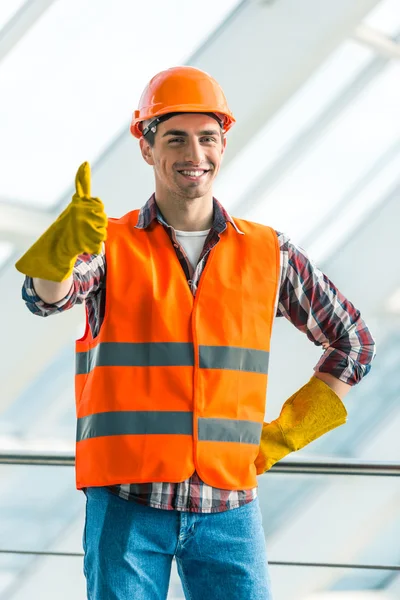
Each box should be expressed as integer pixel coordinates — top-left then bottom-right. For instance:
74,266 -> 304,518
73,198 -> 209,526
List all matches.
32,275 -> 74,305
16,161 -> 107,315
22,251 -> 106,317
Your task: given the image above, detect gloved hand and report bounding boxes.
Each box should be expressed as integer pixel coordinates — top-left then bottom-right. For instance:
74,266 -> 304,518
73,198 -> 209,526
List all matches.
255,376 -> 348,474
15,162 -> 107,282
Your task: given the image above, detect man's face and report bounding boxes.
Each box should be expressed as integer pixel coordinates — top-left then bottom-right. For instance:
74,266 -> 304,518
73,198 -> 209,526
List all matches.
140,113 -> 226,200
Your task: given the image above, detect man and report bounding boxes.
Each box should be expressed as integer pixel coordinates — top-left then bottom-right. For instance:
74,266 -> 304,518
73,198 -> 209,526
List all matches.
16,66 -> 376,599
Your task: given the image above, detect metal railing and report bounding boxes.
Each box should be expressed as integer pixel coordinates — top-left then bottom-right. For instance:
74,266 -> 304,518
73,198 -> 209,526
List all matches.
1,451 -> 400,476
1,452 -> 400,572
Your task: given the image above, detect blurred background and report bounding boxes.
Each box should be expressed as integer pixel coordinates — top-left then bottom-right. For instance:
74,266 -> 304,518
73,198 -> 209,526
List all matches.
0,0 -> 399,598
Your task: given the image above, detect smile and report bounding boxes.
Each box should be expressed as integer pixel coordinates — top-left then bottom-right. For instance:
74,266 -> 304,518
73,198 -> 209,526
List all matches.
177,169 -> 210,181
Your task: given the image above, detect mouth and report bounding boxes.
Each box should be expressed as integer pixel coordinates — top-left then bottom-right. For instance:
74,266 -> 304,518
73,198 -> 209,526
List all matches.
176,169 -> 211,182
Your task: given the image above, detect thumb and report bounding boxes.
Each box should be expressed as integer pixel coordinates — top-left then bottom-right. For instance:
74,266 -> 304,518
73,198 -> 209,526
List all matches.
75,162 -> 91,198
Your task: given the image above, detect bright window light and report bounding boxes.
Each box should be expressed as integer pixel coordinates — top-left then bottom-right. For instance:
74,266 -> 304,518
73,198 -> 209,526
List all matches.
307,148 -> 400,263
0,242 -> 14,269
215,40 -> 374,208
363,0 -> 400,38
386,288 -> 400,314
0,434 -> 74,452
0,0 -> 239,208
0,573 -> 17,598
245,61 -> 400,243
0,0 -> 26,30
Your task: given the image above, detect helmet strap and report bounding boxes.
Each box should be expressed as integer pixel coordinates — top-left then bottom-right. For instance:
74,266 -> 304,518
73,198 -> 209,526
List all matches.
142,112 -> 224,138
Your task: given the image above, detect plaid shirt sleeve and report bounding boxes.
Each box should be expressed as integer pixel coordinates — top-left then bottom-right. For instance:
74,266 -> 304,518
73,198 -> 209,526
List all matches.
276,231 -> 376,386
21,248 -> 106,316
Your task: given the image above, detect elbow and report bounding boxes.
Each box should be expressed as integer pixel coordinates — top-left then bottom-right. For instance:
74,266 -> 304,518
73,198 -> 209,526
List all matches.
23,301 -> 52,317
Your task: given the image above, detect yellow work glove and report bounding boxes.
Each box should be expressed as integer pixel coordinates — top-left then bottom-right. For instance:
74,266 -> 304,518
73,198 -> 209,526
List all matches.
255,376 -> 348,474
15,162 -> 107,282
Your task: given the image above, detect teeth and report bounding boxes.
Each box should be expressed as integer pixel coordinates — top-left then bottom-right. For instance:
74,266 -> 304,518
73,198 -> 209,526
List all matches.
181,170 -> 205,177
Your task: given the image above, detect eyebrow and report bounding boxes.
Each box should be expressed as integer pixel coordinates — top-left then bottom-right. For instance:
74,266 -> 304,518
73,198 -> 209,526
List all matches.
162,129 -> 220,138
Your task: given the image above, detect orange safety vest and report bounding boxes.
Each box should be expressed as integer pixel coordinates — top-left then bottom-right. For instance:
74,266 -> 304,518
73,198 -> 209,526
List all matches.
75,209 -> 280,490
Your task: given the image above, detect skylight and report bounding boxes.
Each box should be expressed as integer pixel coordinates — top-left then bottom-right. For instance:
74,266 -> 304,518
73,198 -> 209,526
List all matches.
215,40 -> 374,209
244,61 -> 400,244
0,0 -> 239,208
0,0 -> 26,31
307,146 -> 400,263
363,0 -> 400,38
0,242 -> 14,270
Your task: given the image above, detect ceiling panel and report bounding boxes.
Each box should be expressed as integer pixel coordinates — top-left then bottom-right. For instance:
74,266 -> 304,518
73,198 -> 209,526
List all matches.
363,0 -> 400,37
0,242 -> 14,270
245,61 -> 400,242
0,0 -> 240,208
307,147 -> 400,262
214,40 -> 374,208
0,0 -> 26,31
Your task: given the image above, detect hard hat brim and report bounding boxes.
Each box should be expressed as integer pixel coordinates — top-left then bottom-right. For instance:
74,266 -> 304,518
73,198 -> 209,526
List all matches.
131,105 -> 235,139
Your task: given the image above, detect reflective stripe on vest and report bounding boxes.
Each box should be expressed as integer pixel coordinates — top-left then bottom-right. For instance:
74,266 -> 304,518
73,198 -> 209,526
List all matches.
76,342 -> 269,375
77,410 -> 262,444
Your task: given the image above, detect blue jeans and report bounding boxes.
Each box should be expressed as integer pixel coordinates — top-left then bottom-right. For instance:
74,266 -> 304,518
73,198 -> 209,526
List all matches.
83,487 -> 273,599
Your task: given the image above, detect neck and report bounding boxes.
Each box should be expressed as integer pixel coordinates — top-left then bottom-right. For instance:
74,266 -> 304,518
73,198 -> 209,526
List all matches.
154,189 -> 214,232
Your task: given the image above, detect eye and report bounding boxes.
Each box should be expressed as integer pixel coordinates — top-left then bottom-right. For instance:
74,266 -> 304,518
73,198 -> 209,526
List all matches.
200,137 -> 217,144
169,137 -> 185,144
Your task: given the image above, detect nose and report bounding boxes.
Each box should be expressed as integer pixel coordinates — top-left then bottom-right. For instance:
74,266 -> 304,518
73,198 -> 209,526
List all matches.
184,138 -> 204,165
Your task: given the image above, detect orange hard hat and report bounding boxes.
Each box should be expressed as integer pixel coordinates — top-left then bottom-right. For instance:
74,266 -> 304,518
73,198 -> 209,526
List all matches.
130,66 -> 236,139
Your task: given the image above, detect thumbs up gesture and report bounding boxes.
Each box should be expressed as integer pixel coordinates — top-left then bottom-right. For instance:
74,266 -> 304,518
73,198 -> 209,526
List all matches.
69,162 -> 108,256
15,162 -> 108,282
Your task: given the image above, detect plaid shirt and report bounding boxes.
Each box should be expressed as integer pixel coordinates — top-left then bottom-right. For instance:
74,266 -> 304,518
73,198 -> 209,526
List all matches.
22,194 -> 376,513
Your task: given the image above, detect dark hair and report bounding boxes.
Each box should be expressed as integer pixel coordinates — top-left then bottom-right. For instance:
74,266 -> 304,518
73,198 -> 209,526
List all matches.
143,126 -> 156,147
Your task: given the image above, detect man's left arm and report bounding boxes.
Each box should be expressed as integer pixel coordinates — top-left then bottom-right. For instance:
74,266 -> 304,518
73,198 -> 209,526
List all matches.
255,232 -> 376,474
313,372 -> 351,400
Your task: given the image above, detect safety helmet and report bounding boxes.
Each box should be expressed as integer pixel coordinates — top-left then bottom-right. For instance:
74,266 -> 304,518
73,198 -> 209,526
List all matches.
130,66 -> 236,139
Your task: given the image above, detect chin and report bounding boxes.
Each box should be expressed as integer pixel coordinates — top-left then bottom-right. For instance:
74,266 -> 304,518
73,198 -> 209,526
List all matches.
187,190 -> 209,200
187,182 -> 211,195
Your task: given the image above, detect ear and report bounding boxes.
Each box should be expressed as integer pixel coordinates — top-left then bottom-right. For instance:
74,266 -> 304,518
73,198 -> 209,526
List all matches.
139,137 -> 155,166
221,135 -> 227,154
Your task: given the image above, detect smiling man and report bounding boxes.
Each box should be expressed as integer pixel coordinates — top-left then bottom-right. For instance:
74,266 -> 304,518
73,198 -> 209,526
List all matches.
139,112 -> 226,230
140,113 -> 226,230
16,66 -> 376,600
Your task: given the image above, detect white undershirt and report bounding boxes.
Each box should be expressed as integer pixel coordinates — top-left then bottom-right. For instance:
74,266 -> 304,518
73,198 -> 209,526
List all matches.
174,229 -> 211,270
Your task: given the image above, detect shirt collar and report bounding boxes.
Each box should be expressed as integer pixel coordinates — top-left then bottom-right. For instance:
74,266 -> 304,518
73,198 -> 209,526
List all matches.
134,193 -> 244,235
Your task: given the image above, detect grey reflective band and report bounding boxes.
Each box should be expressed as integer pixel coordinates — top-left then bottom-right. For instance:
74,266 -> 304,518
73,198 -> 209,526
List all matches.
77,411 -> 193,442
76,342 -> 194,375
198,417 -> 262,445
77,411 -> 261,444
199,346 -> 269,374
76,342 -> 269,375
